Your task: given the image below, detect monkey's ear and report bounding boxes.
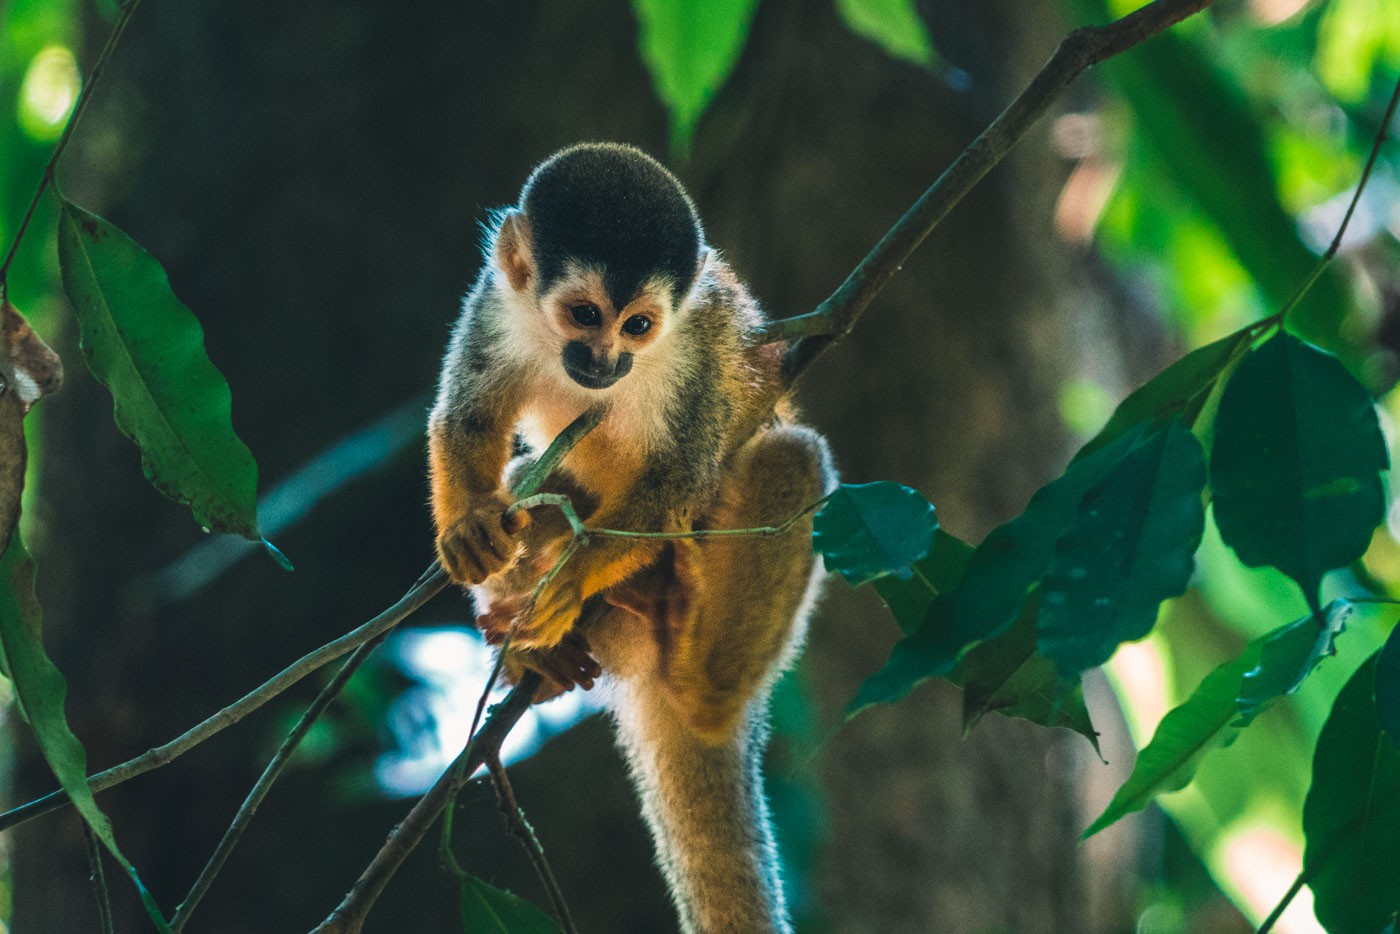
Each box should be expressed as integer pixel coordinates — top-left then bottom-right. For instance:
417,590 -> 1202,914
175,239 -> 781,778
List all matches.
494,209 -> 535,293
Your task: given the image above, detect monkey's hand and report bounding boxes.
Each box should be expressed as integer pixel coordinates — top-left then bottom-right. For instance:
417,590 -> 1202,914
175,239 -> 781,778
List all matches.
512,569 -> 585,650
435,488 -> 530,585
479,594 -> 600,701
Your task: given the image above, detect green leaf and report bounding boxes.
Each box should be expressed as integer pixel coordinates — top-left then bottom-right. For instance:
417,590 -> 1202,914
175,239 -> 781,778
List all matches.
834,0 -> 935,68
957,592 -> 1099,751
0,537 -> 171,931
1236,599 -> 1351,722
1038,423 -> 1206,675
1303,655 -> 1400,934
459,873 -> 560,934
871,529 -> 973,634
845,426 -> 1150,719
630,0 -> 761,155
813,482 -> 938,589
1377,621 -> 1400,748
1083,637 -> 1264,839
57,199 -> 278,554
1073,325 -> 1254,464
1211,331 -> 1387,601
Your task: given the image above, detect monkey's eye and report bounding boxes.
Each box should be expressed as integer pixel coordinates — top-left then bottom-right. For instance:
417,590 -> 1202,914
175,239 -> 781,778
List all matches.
570,303 -> 602,327
622,315 -> 652,336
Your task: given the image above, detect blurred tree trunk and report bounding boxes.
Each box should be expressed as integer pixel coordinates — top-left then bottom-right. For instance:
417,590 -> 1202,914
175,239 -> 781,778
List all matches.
10,0 -> 1148,931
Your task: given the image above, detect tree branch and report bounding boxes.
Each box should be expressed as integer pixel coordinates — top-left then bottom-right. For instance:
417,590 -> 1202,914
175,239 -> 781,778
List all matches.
767,0 -> 1219,384
486,753 -> 579,934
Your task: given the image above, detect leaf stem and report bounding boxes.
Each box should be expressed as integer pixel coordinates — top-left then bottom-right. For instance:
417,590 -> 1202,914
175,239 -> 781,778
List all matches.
0,0 -> 145,301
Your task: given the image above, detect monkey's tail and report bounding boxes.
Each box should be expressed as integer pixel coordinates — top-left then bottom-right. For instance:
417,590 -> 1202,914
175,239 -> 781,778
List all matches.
610,686 -> 792,934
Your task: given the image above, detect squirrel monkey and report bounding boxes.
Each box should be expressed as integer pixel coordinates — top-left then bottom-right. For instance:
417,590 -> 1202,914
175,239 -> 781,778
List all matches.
428,143 -> 834,934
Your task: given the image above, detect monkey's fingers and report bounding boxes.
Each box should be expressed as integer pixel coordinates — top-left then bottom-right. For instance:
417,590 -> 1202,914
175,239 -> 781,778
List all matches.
515,577 -> 583,649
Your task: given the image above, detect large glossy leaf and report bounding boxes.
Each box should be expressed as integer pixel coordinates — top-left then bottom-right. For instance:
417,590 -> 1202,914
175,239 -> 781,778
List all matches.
1083,638 -> 1263,838
834,0 -> 935,68
1303,655 -> 1400,934
459,874 -> 560,933
1211,332 -> 1386,602
56,200 -> 283,561
813,482 -> 938,589
957,593 -> 1099,751
870,528 -> 973,634
630,0 -> 761,154
1378,621 -> 1400,748
1039,423 -> 1206,675
1236,599 -> 1351,722
0,538 -> 171,930
1073,325 -> 1253,463
845,426 -> 1150,719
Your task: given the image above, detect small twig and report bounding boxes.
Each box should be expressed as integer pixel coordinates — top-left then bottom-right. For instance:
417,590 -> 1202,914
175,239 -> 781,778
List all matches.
82,820 -> 116,934
1256,869 -> 1306,934
1274,71 -> 1400,323
588,493 -> 830,541
486,754 -> 579,934
0,0 -> 145,299
309,673 -> 542,934
169,633 -> 390,932
768,0 -> 1219,383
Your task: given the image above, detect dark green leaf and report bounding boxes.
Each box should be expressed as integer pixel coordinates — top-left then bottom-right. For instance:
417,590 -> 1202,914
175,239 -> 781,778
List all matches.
1073,325 -> 1253,463
57,199 -> 279,557
0,538 -> 171,930
1211,331 -> 1387,600
1236,599 -> 1351,722
834,0 -> 935,68
1039,423 -> 1206,675
1303,655 -> 1400,934
1378,621 -> 1400,748
813,482 -> 938,589
630,0 -> 761,154
845,426 -> 1150,719
459,873 -> 560,933
958,592 -> 1099,751
1083,637 -> 1264,839
871,529 -> 973,634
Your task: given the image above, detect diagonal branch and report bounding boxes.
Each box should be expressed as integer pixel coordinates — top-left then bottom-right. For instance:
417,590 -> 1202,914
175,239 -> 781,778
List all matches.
767,0 -> 1219,384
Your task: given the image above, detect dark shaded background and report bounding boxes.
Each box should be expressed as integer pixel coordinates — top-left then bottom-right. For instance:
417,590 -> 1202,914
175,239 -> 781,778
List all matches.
12,0 -> 1174,930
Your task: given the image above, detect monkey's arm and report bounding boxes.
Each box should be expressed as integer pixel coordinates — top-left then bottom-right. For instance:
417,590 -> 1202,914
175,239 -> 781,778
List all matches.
428,333 -> 526,585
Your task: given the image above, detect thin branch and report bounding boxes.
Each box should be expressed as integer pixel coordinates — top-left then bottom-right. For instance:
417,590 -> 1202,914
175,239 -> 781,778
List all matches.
1275,71 -> 1400,322
487,754 -> 579,934
309,673 -> 543,934
0,0 -> 145,299
0,406 -> 606,836
768,0 -> 1219,383
169,633 -> 390,932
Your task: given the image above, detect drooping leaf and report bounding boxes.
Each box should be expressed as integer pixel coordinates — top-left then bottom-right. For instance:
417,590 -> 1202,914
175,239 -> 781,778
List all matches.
56,199 -> 284,563
630,0 -> 761,154
1236,599 -> 1351,722
1083,637 -> 1264,839
0,537 -> 171,930
871,529 -> 973,634
845,426 -> 1151,719
1377,621 -> 1400,748
459,873 -> 561,934
1303,655 -> 1400,934
1073,324 -> 1254,463
834,0 -> 935,68
957,592 -> 1099,751
813,482 -> 938,589
1038,423 -> 1206,675
1211,331 -> 1386,602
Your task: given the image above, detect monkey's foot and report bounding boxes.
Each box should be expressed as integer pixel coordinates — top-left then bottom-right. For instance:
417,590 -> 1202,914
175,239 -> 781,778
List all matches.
503,633 -> 601,702
512,574 -> 584,650
435,490 -> 529,585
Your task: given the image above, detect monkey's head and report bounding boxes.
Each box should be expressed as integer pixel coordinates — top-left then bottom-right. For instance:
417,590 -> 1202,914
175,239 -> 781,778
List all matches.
490,143 -> 707,391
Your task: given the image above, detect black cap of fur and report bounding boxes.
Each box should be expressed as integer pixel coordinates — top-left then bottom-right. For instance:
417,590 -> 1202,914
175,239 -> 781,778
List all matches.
520,143 -> 704,308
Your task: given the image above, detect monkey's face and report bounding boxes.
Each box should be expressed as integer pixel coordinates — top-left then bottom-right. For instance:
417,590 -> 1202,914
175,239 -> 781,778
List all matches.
545,272 -> 669,391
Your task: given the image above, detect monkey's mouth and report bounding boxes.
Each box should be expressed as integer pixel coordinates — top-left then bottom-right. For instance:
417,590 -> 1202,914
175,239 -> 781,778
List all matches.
563,364 -> 625,390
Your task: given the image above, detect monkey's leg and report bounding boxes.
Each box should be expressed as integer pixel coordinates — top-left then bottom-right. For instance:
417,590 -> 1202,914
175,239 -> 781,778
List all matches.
594,424 -> 835,934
